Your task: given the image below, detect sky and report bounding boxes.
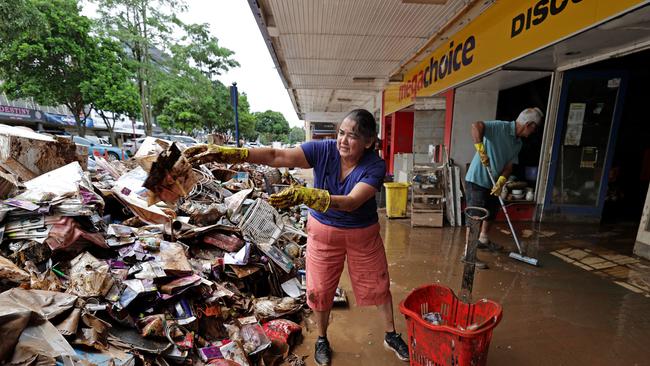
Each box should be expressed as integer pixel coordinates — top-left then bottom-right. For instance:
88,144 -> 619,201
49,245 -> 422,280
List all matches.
83,0 -> 303,128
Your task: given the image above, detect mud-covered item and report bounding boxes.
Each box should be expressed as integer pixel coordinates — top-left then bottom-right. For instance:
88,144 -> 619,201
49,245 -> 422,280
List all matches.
253,297 -> 302,321
157,241 -> 193,276
24,261 -> 63,291
262,319 -> 302,345
72,311 -> 112,350
0,171 -> 19,199
0,255 -> 29,283
137,314 -> 166,337
67,252 -> 114,298
203,232 -> 245,252
207,359 -> 242,366
240,322 -> 272,355
220,340 -> 251,366
45,217 -> 108,254
0,125 -> 87,181
16,161 -> 97,205
461,207 -> 489,303
9,240 -> 52,266
0,288 -> 78,362
184,144 -> 250,165
143,143 -> 197,206
160,274 -> 202,295
269,185 -> 330,212
108,326 -> 172,353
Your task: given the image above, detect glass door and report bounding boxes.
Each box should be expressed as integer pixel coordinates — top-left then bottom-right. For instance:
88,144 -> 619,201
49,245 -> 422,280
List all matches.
545,70 -> 628,217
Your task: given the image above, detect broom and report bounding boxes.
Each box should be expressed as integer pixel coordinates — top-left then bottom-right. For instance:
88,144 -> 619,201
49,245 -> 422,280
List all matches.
485,167 -> 540,266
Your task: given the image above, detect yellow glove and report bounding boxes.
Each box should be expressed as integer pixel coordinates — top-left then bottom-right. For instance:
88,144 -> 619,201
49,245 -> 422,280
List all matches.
268,185 -> 331,212
474,143 -> 490,167
491,175 -> 507,196
183,144 -> 249,165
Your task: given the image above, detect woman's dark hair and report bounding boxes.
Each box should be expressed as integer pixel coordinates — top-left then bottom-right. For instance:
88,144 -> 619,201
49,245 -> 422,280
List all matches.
342,108 -> 377,151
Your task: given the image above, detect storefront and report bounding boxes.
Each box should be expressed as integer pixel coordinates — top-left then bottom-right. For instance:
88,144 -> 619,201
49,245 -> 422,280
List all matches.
381,0 -> 650,257
306,122 -> 337,141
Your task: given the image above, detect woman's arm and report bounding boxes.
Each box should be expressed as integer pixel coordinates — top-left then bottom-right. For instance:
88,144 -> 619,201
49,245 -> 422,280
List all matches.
247,146 -> 311,169
328,182 -> 377,212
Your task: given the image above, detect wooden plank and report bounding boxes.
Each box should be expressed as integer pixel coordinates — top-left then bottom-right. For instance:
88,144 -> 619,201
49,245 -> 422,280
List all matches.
453,166 -> 463,226
444,164 -> 455,226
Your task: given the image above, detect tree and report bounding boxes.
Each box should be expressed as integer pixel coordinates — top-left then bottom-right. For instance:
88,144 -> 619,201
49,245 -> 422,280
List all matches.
237,93 -> 257,141
151,44 -> 234,136
254,110 -> 290,144
0,0 -> 100,136
94,0 -> 238,136
81,38 -> 140,144
152,67 -> 208,135
288,127 -> 306,144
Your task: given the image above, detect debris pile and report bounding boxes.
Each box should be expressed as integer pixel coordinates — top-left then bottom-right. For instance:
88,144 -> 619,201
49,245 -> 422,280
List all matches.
0,132 -> 310,366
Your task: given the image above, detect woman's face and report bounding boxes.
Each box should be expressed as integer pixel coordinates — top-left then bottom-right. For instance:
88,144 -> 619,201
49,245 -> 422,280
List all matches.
336,117 -> 372,161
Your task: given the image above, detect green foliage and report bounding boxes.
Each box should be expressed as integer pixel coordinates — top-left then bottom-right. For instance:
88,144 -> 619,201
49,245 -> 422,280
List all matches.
94,0 -> 238,136
0,0 -> 98,135
254,110 -> 290,144
237,93 -> 257,141
288,127 -> 306,144
81,38 -> 140,143
175,22 -> 239,77
151,40 -> 236,136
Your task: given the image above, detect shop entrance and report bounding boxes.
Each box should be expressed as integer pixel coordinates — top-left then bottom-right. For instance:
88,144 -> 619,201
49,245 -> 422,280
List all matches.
496,76 -> 552,195
546,50 -> 650,229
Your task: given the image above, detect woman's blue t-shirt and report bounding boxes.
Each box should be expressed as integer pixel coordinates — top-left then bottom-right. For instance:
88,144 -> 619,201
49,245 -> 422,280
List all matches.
300,139 -> 386,228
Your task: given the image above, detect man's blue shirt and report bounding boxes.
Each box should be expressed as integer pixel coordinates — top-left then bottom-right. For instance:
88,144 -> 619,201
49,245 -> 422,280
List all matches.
465,120 -> 522,189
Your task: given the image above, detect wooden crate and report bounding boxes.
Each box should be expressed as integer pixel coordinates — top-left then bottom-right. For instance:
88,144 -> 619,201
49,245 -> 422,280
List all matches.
411,209 -> 444,227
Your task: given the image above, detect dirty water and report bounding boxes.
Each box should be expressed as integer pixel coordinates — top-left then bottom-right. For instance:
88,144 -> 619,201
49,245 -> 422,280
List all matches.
292,218 -> 650,365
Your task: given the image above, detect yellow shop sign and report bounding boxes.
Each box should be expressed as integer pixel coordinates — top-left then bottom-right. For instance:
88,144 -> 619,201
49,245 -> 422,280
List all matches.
384,0 -> 649,115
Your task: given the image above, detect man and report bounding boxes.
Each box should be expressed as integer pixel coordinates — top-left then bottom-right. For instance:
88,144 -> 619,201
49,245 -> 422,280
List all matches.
464,107 -> 544,268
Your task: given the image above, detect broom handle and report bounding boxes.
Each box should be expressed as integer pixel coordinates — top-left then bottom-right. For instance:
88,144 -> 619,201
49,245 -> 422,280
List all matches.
485,167 -> 524,254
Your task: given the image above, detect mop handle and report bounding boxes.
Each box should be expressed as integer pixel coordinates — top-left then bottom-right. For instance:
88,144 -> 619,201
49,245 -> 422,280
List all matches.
485,167 -> 524,254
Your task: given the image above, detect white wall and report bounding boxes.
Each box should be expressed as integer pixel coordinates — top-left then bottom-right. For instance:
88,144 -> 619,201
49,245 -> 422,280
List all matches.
450,89 -> 498,178
413,97 -> 446,165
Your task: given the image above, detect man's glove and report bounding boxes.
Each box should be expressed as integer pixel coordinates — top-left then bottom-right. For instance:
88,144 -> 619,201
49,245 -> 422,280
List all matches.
474,143 -> 490,167
183,144 -> 249,165
491,175 -> 507,196
269,185 -> 331,212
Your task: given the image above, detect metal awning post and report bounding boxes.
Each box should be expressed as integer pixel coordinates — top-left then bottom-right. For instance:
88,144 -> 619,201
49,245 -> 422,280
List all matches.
230,82 -> 240,147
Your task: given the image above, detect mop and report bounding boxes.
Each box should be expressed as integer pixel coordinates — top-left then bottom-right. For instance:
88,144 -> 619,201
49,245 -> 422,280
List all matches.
485,167 -> 540,266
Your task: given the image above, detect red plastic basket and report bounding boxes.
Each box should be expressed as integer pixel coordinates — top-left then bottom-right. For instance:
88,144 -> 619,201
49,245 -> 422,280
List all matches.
399,284 -> 503,366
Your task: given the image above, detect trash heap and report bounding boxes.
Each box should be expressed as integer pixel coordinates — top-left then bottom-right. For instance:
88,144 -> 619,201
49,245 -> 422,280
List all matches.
0,132 -> 310,366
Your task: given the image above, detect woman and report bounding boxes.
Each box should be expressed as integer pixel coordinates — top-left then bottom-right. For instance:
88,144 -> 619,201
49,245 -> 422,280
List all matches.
184,109 -> 409,365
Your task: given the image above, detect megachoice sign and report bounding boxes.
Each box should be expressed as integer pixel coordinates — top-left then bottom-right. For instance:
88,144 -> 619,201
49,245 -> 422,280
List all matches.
383,0 -> 650,115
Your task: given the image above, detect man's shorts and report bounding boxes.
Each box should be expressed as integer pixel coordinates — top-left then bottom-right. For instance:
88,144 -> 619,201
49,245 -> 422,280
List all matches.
465,181 -> 499,221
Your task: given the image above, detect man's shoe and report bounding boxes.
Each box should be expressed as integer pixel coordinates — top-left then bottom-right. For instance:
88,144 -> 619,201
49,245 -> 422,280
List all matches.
384,332 -> 409,362
314,337 -> 331,365
461,256 -> 489,269
477,240 -> 503,252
